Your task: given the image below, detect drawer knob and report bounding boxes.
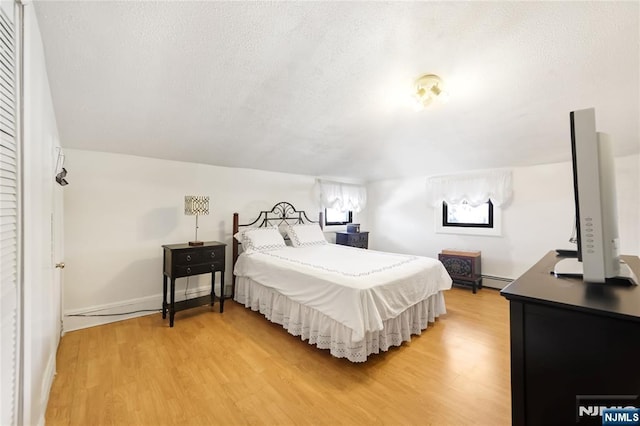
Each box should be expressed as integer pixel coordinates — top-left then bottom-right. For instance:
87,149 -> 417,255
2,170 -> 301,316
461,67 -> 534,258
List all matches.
186,255 -> 191,261
211,264 -> 215,270
210,252 -> 215,258
186,267 -> 191,274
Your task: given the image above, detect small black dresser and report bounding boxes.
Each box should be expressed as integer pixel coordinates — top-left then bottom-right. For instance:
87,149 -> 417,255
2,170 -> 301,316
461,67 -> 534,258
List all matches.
162,241 -> 226,327
335,231 -> 369,249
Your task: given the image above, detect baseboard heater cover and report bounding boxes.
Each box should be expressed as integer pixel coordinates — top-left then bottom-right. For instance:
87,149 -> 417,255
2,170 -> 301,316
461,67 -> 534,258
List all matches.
481,275 -> 513,290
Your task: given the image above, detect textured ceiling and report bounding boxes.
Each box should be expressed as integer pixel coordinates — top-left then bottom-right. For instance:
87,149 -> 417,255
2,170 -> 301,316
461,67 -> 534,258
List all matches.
34,1 -> 639,181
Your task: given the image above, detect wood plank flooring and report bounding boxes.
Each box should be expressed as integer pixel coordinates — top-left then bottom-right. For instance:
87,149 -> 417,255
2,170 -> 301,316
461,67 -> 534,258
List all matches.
46,287 -> 511,425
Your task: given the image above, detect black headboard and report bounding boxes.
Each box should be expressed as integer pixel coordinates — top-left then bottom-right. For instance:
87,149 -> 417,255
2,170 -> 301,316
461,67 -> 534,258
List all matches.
231,202 -> 323,297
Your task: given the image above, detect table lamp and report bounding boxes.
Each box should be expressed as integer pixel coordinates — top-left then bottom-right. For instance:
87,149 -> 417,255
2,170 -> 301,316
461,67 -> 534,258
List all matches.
184,195 -> 209,246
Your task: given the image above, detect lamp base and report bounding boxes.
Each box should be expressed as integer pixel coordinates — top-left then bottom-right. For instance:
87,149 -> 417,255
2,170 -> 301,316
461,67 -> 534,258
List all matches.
188,241 -> 204,246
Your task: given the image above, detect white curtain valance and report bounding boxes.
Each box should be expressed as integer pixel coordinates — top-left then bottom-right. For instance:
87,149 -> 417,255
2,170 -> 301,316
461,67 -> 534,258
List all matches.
426,169 -> 513,207
315,179 -> 367,213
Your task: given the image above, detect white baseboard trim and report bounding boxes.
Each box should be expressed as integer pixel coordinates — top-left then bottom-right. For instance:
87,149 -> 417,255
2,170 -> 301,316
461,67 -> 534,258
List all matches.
63,284 -> 222,332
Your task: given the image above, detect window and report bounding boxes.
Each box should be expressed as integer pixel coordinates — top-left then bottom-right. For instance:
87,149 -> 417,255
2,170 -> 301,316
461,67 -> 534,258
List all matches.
324,207 -> 352,226
435,199 -> 502,236
443,200 -> 494,228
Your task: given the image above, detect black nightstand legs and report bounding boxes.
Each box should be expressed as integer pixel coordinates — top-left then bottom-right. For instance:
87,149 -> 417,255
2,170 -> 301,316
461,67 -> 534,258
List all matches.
162,275 -> 167,319
212,271 -> 225,313
170,277 -> 176,327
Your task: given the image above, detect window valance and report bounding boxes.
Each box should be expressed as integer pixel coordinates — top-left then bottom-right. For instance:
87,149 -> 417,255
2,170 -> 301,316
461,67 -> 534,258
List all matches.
315,179 -> 367,213
426,169 -> 513,207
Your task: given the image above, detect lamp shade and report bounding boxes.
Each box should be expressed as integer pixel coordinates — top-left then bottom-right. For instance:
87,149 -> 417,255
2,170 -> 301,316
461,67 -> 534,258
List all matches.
184,196 -> 209,216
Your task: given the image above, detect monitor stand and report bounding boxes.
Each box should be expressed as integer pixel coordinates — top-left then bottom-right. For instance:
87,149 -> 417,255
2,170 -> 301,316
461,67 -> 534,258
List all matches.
553,258 -> 638,286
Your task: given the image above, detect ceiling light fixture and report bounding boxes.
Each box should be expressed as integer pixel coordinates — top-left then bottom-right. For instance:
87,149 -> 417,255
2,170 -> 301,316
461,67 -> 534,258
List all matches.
414,74 -> 448,110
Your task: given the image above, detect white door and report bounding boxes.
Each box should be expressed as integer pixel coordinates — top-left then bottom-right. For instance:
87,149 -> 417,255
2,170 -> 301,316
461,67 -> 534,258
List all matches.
21,5 -> 64,423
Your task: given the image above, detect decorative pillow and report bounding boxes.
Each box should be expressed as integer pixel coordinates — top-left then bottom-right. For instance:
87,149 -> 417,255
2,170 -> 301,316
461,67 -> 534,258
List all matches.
233,227 -> 256,243
285,223 -> 327,247
234,225 -> 286,243
241,227 -> 287,254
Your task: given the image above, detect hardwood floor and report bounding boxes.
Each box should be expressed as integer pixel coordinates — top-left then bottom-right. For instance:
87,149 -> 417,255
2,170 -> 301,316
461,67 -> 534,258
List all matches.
46,287 -> 511,425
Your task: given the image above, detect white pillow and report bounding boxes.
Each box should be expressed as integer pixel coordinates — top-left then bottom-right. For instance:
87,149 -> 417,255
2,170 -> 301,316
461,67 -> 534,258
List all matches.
234,225 -> 287,243
241,227 -> 287,254
233,227 -> 256,243
285,223 -> 327,247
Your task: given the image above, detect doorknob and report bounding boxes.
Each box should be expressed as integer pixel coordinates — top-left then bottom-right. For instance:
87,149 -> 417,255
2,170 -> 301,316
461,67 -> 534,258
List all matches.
55,262 -> 65,269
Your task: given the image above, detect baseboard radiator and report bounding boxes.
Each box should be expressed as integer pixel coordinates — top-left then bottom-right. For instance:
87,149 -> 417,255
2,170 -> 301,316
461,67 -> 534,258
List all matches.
481,275 -> 514,290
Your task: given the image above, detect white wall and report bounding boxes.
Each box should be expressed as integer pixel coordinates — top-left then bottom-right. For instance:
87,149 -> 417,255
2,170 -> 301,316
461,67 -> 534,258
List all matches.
617,154 -> 640,255
22,4 -> 61,426
367,154 -> 639,283
62,149 -> 368,330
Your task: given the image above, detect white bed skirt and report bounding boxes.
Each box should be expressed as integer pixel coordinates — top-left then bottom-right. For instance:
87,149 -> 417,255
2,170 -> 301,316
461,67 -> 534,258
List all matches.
234,276 -> 447,363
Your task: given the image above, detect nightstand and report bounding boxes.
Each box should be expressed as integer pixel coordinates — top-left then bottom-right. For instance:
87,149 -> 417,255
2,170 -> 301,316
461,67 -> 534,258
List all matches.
335,231 -> 369,249
162,241 -> 226,327
438,249 -> 482,293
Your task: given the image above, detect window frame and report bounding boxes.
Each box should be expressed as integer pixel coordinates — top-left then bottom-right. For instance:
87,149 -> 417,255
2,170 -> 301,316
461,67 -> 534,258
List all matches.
324,208 -> 353,226
442,200 -> 494,228
435,199 -> 502,237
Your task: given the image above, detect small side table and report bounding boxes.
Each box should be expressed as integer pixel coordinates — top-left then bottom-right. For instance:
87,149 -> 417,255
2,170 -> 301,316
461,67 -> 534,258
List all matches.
438,249 -> 482,293
162,241 -> 226,327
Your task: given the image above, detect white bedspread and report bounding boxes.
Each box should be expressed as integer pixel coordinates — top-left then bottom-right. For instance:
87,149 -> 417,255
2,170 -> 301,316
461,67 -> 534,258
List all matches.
234,245 -> 452,340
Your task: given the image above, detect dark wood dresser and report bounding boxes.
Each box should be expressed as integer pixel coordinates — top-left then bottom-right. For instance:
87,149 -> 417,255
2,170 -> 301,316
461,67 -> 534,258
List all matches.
335,231 -> 368,249
162,241 -> 226,327
500,252 -> 640,426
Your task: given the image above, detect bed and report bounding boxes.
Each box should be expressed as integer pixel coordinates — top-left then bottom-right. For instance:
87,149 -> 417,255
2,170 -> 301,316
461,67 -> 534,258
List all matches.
232,202 -> 452,362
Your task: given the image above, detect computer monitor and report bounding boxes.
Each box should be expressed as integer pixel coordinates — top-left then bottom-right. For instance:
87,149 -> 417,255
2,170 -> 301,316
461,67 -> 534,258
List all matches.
553,108 -> 637,285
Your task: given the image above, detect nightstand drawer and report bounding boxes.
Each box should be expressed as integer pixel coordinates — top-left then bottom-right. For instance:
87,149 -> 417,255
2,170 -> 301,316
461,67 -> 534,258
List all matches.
175,247 -> 224,265
175,262 -> 222,278
203,247 -> 223,262
175,250 -> 201,265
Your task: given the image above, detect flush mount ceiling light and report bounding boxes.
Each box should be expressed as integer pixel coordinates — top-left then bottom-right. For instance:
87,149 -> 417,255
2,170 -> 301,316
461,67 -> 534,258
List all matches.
414,73 -> 447,110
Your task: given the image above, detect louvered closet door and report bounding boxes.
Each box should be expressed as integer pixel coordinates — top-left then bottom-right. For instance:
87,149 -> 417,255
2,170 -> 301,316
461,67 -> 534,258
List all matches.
0,3 -> 19,426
